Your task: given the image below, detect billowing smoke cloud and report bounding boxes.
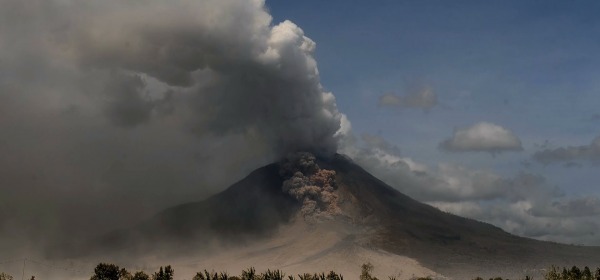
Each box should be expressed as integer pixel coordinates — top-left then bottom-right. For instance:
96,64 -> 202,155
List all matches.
74,1 -> 342,155
532,136 -> 600,165
378,86 -> 437,111
279,152 -> 341,222
439,122 -> 523,155
0,0 -> 343,255
2,0 -> 342,154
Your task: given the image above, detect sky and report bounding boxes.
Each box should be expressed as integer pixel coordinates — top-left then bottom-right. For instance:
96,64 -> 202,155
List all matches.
1,0 -> 600,257
266,1 -> 600,244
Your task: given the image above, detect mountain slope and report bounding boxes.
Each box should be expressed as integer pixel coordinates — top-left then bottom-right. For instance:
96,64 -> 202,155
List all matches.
321,154 -> 600,278
93,153 -> 600,279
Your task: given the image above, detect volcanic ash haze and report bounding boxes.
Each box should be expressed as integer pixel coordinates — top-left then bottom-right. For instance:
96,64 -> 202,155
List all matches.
0,0 -> 346,255
3,1 -> 600,280
90,152 -> 442,279
87,152 -> 600,280
62,0 -> 344,155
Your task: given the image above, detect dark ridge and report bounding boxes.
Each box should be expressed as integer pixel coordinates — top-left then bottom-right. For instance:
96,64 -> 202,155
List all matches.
87,163 -> 299,255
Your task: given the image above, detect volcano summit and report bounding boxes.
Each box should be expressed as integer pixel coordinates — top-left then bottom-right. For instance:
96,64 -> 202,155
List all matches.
88,153 -> 600,279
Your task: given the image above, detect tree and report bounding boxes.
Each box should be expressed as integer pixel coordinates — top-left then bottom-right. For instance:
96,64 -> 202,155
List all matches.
326,271 -> 343,280
0,273 -> 13,280
583,266 -> 593,280
570,266 -> 582,280
132,271 -> 150,280
360,263 -> 378,280
192,270 -> 232,280
91,263 -> 121,280
562,268 -> 569,280
241,268 -> 257,280
260,269 -> 285,280
120,268 -> 133,280
153,266 -> 174,280
298,273 -> 314,280
545,265 -> 560,280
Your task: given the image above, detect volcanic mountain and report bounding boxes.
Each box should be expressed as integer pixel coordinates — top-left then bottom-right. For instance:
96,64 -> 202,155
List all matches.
92,153 -> 600,279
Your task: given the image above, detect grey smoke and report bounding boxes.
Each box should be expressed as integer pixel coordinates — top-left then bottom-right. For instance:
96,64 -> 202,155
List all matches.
81,1 -> 341,155
0,0 -> 343,255
280,152 -> 340,221
103,74 -> 175,128
3,0 -> 342,154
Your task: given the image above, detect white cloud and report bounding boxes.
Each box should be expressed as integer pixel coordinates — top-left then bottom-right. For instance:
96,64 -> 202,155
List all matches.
439,122 -> 523,154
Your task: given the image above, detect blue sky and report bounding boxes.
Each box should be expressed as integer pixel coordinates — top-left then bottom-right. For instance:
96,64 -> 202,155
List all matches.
268,1 -> 600,197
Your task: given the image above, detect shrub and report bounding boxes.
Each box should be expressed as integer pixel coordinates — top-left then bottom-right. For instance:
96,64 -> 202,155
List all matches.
241,268 -> 257,280
153,266 -> 174,280
261,269 -> 285,280
132,271 -> 150,280
0,272 -> 13,280
91,263 -> 121,280
360,263 -> 378,280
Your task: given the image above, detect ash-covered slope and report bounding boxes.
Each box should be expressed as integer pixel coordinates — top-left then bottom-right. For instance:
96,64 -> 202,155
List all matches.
320,154 -> 600,277
94,153 -> 600,278
95,163 -> 300,253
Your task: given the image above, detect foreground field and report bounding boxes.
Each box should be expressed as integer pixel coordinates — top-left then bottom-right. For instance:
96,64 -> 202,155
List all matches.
2,262 -> 600,280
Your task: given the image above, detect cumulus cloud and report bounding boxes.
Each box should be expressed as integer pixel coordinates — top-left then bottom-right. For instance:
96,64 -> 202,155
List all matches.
378,85 -> 437,111
439,122 -> 523,154
338,131 -> 600,245
0,0 -> 343,254
532,136 -> 600,165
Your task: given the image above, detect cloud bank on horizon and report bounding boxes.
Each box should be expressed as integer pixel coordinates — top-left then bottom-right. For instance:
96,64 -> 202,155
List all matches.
338,132 -> 600,245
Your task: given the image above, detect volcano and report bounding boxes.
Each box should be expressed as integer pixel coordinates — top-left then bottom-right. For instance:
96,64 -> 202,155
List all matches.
92,153 -> 600,279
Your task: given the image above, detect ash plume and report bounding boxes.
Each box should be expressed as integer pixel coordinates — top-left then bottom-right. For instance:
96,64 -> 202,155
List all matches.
63,0 -> 343,156
0,0 -> 344,255
280,152 -> 341,221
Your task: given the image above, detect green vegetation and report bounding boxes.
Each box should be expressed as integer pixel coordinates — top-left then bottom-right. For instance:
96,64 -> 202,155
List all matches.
360,263 -> 376,280
0,272 -> 13,280
3,262 -> 600,280
469,265 -> 600,280
83,262 -> 156,280
87,263 -> 345,280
